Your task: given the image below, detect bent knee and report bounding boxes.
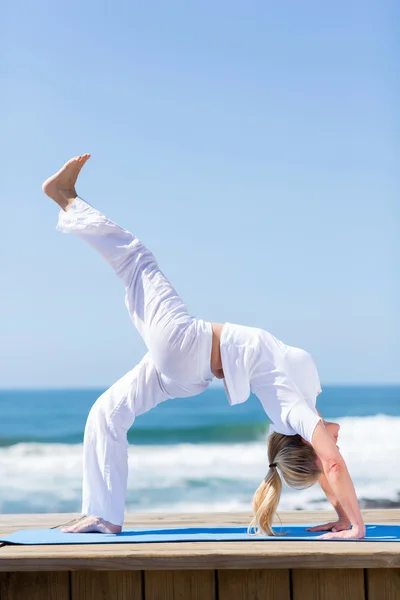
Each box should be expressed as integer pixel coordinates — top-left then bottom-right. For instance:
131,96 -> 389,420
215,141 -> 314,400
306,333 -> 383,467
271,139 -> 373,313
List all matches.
85,397 -> 110,435
85,391 -> 134,440
85,393 -> 119,435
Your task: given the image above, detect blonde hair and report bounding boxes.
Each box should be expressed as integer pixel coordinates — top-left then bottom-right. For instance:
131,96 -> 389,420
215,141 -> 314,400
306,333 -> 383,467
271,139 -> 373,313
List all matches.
249,432 -> 321,536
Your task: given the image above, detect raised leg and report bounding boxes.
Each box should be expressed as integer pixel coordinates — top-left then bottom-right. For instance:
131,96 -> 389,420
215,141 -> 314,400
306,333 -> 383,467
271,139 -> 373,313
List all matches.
43,156 -> 213,391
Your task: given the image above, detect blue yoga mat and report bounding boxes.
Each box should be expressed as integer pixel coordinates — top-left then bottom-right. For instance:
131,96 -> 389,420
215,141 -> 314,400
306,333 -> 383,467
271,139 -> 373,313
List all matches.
1,525 -> 399,545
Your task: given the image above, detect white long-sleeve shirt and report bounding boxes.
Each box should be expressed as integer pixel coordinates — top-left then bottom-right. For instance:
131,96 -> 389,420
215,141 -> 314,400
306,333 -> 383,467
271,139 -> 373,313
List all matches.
220,323 -> 322,443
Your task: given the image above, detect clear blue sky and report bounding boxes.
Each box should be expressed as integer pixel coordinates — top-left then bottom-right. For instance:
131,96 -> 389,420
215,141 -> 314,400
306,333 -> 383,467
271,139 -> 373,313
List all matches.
1,1 -> 398,388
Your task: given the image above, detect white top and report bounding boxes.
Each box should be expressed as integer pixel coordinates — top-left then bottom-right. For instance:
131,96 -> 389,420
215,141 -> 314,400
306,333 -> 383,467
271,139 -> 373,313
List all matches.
220,323 -> 322,443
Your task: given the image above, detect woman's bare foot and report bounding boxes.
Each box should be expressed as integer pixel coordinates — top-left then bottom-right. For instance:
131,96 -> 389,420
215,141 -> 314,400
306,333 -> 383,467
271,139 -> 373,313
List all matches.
42,154 -> 91,211
61,515 -> 122,534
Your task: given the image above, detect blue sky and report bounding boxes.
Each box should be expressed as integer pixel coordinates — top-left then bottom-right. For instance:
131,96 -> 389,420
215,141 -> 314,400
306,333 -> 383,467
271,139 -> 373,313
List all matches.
2,1 -> 398,388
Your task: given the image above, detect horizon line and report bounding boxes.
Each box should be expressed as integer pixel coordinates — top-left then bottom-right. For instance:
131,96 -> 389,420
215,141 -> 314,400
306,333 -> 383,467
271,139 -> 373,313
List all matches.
1,382 -> 399,392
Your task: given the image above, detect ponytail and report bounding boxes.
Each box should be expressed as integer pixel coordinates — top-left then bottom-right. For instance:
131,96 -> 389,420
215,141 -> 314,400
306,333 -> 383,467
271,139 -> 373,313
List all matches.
248,467 -> 282,536
249,432 -> 321,536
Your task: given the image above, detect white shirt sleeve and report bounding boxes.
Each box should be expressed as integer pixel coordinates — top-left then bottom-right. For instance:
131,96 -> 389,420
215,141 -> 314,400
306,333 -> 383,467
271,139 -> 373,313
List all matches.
286,399 -> 322,443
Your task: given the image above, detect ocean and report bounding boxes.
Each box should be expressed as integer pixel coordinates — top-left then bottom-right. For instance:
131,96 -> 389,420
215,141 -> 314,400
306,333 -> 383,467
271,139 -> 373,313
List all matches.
0,385 -> 399,515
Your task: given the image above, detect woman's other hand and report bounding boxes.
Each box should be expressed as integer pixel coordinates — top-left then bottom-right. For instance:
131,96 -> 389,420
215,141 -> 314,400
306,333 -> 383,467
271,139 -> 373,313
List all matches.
306,516 -> 351,533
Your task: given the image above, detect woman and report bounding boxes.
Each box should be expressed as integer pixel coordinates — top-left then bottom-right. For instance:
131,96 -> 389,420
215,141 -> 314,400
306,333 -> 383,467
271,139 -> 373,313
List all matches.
42,155 -> 365,540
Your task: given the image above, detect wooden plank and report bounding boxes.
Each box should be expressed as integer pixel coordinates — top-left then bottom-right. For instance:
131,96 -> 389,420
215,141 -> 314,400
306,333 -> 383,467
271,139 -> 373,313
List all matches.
145,570 -> 215,600
0,571 -> 69,600
366,568 -> 400,600
292,569 -> 365,600
0,511 -> 399,572
0,540 -> 400,571
71,570 -> 143,599
218,569 -> 290,600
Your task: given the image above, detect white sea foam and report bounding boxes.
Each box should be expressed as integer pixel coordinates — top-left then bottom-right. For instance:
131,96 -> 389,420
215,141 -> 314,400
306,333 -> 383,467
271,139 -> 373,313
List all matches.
1,415 -> 399,514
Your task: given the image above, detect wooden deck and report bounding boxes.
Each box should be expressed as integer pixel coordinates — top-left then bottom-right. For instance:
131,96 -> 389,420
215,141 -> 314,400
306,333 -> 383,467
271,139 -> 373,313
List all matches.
0,510 -> 399,599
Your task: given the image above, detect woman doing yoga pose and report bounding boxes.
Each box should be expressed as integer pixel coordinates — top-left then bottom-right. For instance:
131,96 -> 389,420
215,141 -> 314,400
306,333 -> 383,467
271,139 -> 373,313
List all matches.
42,155 -> 365,540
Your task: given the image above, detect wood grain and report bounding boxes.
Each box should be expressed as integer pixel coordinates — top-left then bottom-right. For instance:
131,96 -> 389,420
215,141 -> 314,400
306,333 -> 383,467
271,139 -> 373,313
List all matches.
71,570 -> 143,599
218,569 -> 290,600
0,571 -> 69,600
0,540 -> 400,571
292,569 -> 365,600
366,568 -> 400,600
144,570 -> 215,600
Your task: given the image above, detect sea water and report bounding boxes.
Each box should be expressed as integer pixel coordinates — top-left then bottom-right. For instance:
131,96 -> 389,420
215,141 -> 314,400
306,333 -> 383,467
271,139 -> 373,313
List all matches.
0,385 -> 399,514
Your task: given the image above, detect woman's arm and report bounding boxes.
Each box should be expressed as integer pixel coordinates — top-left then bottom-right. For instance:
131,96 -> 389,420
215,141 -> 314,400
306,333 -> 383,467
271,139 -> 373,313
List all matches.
318,471 -> 349,518
311,422 -> 365,539
306,471 -> 351,532
307,409 -> 351,532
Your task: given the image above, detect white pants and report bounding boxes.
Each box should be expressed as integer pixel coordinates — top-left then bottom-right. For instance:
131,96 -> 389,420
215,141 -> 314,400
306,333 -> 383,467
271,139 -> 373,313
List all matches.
57,198 -> 213,525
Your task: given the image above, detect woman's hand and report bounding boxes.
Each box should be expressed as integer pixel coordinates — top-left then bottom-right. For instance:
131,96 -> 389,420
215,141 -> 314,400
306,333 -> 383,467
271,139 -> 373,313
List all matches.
318,524 -> 366,540
306,516 -> 351,533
